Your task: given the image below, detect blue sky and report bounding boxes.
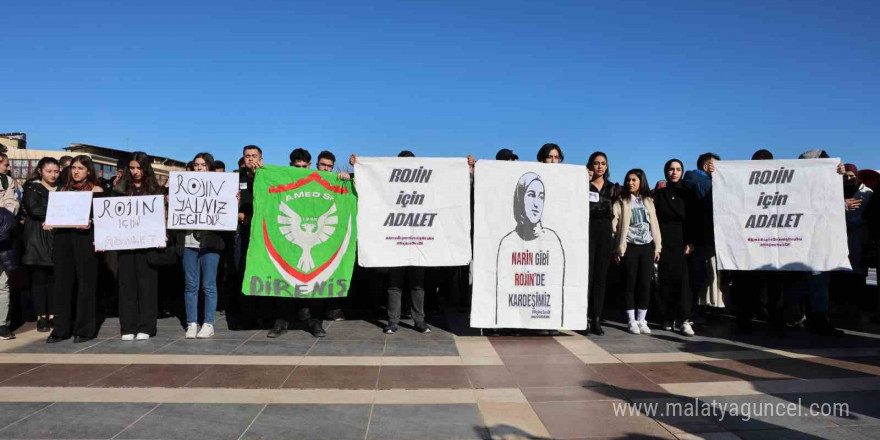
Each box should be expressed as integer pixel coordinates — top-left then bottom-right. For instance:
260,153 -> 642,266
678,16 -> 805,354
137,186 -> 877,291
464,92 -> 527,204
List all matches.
2,0 -> 877,182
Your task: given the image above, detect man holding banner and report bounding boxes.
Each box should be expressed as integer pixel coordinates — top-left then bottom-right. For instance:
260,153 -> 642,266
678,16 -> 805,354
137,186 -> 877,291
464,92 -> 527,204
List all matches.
355,151 -> 472,334
713,152 -> 851,336
242,156 -> 358,338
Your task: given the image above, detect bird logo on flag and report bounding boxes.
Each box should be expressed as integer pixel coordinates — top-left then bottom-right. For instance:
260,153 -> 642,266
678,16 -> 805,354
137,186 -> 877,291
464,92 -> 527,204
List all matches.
277,202 -> 338,272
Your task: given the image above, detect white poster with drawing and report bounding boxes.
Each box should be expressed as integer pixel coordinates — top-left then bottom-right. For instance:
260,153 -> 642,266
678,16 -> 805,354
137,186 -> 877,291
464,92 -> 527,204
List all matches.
470,161 -> 589,330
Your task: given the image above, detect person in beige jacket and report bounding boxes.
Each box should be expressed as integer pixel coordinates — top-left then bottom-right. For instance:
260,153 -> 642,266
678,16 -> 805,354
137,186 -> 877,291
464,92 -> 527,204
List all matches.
612,169 -> 662,335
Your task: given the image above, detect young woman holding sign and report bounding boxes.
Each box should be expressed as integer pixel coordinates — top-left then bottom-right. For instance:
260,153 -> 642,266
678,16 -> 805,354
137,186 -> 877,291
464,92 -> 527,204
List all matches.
113,152 -> 165,341
612,169 -> 662,335
182,152 -> 225,339
46,155 -> 105,344
22,157 -> 61,333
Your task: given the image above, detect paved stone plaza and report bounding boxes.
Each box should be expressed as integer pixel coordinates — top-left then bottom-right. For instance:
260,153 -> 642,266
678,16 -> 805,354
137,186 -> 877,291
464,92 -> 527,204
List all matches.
1,310 -> 880,440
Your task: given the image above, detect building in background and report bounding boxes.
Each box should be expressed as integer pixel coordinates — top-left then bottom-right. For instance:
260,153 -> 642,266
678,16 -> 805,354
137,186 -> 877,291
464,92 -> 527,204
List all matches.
2,133 -> 186,185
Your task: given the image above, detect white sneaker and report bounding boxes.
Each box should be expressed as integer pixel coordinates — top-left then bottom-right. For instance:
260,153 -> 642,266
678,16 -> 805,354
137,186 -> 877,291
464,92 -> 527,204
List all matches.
121,334 -> 135,341
135,333 -> 150,340
663,321 -> 674,331
680,321 -> 695,337
185,323 -> 199,339
196,323 -> 214,339
638,320 -> 651,335
628,321 -> 641,335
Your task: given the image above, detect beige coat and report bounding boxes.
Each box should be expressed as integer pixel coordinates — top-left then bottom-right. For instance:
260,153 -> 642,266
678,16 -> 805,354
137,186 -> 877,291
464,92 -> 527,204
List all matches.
611,194 -> 662,257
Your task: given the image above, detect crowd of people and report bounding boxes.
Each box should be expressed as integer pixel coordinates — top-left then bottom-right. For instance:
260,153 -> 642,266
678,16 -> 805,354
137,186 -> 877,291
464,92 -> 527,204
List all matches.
0,143 -> 876,343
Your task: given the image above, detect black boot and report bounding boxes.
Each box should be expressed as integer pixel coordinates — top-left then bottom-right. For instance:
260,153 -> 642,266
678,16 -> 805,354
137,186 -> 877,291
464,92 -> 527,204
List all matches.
308,319 -> 326,338
267,319 -> 288,338
590,318 -> 604,336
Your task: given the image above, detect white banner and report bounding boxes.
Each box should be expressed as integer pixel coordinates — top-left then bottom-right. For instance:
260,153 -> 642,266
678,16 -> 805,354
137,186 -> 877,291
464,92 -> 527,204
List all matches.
45,191 -> 93,228
713,159 -> 851,271
167,172 -> 239,231
355,157 -> 472,267
93,195 -> 166,251
470,161 -> 589,330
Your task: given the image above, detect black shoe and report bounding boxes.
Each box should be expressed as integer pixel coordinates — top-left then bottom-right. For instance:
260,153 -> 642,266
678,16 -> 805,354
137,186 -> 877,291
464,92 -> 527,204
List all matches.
267,319 -> 289,338
309,320 -> 326,338
0,325 -> 14,340
46,333 -> 69,343
297,308 -> 311,322
73,336 -> 94,343
37,317 -> 51,333
590,319 -> 604,336
807,314 -> 844,337
383,323 -> 398,334
414,321 -> 432,334
326,309 -> 345,321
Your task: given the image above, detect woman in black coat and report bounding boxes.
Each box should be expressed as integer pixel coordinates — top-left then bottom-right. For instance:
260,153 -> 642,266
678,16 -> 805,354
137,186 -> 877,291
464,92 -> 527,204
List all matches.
113,152 -> 166,341
654,159 -> 695,336
586,152 -> 616,335
21,157 -> 61,332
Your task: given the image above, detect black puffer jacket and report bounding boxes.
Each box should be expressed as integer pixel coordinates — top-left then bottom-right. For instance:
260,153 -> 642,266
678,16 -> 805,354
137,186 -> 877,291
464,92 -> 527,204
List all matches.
21,182 -> 54,266
0,208 -> 20,271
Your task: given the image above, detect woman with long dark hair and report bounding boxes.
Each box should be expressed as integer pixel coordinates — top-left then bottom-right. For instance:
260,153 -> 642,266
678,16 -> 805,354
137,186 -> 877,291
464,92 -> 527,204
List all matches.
182,152 -> 225,339
536,143 -> 564,163
612,169 -> 662,335
654,159 -> 695,336
22,157 -> 61,332
46,155 -> 105,343
586,152 -> 615,335
113,152 -> 164,340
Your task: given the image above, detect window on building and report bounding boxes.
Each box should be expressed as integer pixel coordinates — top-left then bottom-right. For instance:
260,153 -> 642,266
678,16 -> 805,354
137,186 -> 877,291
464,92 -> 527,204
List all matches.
11,159 -> 39,180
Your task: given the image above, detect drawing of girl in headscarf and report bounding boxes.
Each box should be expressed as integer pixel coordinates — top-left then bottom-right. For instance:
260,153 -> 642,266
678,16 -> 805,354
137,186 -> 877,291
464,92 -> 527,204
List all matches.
494,172 -> 566,327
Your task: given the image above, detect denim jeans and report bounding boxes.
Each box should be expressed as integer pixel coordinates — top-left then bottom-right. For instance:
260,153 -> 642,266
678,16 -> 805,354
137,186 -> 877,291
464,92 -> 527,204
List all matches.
0,270 -> 9,326
183,248 -> 220,325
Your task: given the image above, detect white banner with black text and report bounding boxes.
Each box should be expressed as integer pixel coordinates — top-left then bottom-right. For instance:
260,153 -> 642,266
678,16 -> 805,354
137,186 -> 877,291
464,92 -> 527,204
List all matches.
355,157 -> 472,267
713,159 -> 851,271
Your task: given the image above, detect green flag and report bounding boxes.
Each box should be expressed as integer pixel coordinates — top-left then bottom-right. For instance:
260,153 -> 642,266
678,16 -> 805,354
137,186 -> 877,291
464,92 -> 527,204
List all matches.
242,165 -> 358,298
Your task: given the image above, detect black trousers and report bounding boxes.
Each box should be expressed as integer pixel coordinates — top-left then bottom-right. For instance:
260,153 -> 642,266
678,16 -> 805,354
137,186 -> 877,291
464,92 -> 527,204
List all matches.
274,297 -> 326,325
588,219 -> 613,320
388,266 -> 426,325
118,250 -> 158,335
655,231 -> 692,322
52,230 -> 99,338
734,271 -> 785,328
621,243 -> 653,311
29,265 -> 54,317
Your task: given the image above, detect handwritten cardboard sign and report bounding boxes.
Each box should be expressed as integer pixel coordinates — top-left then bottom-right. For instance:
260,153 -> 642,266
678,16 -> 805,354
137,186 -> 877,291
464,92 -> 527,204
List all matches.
45,191 -> 93,228
167,172 -> 238,231
93,195 -> 166,251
